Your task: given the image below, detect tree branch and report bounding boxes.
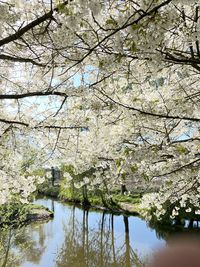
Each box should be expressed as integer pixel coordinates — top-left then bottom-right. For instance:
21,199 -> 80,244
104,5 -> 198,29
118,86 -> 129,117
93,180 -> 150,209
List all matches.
95,87 -> 200,122
0,1 -> 69,47
0,91 -> 68,100
0,54 -> 45,66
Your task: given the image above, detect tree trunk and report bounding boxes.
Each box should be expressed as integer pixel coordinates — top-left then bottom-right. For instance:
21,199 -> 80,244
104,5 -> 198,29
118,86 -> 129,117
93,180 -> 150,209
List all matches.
121,184 -> 127,195
82,185 -> 89,205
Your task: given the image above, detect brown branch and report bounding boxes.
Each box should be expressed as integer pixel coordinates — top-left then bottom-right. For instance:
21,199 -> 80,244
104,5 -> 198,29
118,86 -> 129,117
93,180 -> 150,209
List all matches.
0,54 -> 45,66
35,125 -> 87,130
60,0 -> 173,76
0,91 -> 68,100
163,51 -> 200,71
53,95 -> 68,117
0,1 -> 69,47
154,158 -> 200,178
95,87 -> 200,122
171,138 -> 200,144
0,118 -> 87,130
0,118 -> 29,127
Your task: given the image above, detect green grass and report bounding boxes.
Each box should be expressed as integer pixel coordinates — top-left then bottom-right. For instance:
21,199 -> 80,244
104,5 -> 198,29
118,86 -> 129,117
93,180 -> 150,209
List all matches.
88,196 -> 103,206
37,183 -> 143,214
112,194 -> 141,205
0,203 -> 53,227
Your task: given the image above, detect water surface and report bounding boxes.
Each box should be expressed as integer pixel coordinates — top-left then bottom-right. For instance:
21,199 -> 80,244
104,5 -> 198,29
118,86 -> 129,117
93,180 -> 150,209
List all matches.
0,197 -> 165,267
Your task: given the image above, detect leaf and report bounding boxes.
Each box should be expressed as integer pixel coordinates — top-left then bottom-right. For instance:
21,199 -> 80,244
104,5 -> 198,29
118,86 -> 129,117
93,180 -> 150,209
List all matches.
175,145 -> 188,155
115,158 -> 122,168
57,3 -> 65,12
141,172 -> 149,182
57,4 -> 69,15
124,147 -> 131,156
99,60 -> 104,68
130,41 -> 137,53
115,53 -> 123,63
106,18 -> 118,27
131,24 -> 140,30
132,97 -> 140,102
130,165 -> 138,174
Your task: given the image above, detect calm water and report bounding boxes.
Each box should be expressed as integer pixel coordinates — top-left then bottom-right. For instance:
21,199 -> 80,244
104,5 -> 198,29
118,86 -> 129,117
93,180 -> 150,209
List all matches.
0,197 -> 165,267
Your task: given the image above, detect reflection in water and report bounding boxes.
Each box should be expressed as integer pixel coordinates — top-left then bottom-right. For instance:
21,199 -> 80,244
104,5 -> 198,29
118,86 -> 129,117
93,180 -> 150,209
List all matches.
56,210 -> 137,267
0,224 -> 46,267
0,198 -> 165,267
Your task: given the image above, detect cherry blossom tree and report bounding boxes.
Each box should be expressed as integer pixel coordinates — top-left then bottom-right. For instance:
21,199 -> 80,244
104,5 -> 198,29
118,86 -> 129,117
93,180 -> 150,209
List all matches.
0,0 -> 200,222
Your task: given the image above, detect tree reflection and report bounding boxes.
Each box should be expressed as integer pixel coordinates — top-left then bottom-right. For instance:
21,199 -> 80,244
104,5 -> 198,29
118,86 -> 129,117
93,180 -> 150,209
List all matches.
0,201 -> 146,267
124,216 -> 131,267
56,208 -> 144,267
0,223 -> 47,267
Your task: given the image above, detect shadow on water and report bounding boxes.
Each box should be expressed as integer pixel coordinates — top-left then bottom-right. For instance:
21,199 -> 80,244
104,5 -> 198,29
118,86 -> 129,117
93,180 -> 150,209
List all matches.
148,219 -> 200,241
0,197 -> 166,267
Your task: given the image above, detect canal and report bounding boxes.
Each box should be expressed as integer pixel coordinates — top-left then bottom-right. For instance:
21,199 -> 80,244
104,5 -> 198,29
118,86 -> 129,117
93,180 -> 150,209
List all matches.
0,197 -> 165,267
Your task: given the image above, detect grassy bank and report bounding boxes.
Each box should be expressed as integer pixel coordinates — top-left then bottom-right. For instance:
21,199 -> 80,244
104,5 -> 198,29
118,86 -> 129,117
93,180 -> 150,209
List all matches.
37,183 -> 142,215
0,203 -> 53,227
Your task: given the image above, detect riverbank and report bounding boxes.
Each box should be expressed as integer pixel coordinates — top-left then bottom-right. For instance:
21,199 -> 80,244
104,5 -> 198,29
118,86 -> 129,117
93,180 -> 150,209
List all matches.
26,204 -> 54,222
37,184 -> 142,216
0,197 -> 164,267
0,203 -> 53,227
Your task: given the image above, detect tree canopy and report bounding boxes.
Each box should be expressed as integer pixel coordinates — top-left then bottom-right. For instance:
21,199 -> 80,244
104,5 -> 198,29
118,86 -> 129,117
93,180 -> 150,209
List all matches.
1,0 -> 200,222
